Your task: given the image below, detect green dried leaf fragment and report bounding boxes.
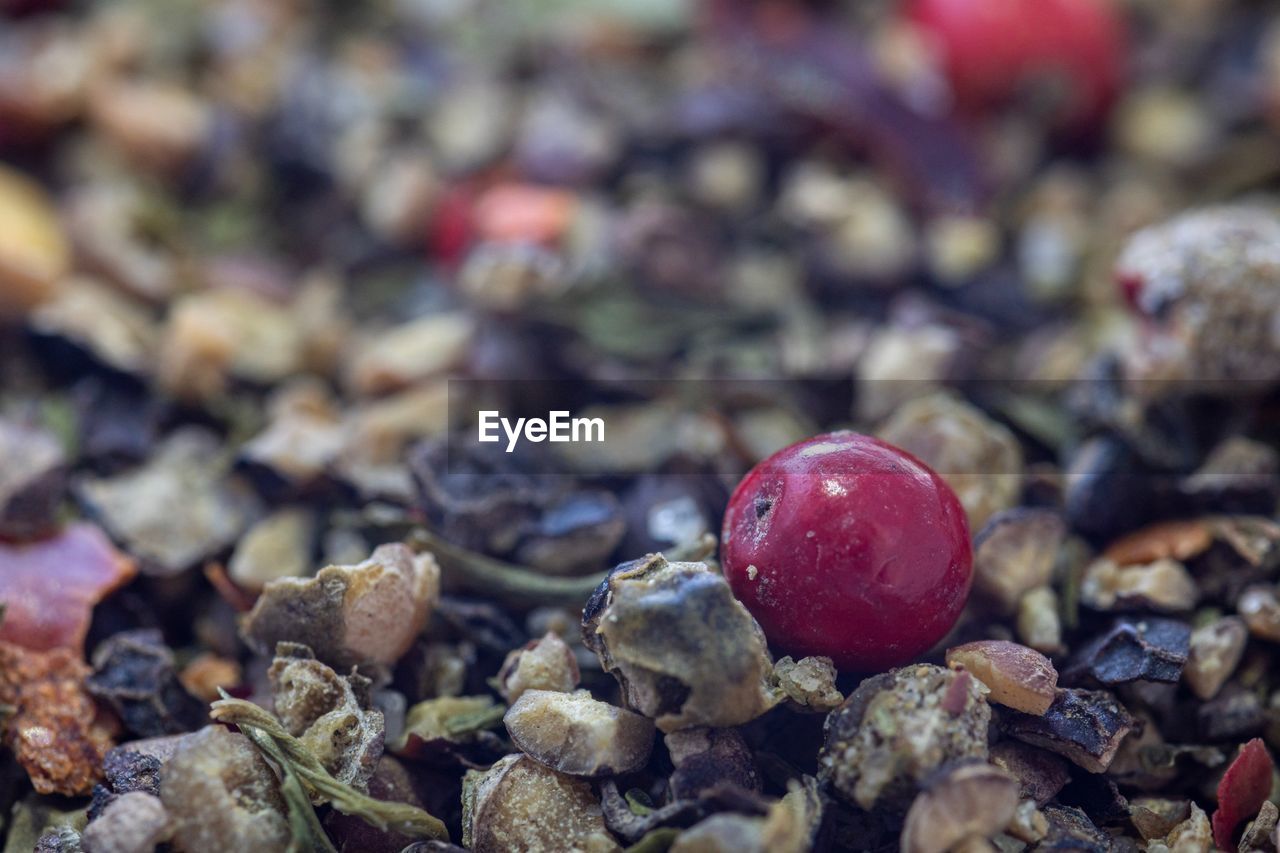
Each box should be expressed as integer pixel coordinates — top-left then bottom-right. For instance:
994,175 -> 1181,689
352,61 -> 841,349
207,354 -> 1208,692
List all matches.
410,528 -> 608,607
210,695 -> 450,844
624,827 -> 680,853
277,755 -> 339,853
392,695 -> 505,758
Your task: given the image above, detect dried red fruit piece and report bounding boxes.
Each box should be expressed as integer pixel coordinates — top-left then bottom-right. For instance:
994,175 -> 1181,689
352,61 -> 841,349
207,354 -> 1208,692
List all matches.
0,523 -> 137,653
473,184 -> 577,247
1211,737 -> 1274,850
0,640 -> 117,795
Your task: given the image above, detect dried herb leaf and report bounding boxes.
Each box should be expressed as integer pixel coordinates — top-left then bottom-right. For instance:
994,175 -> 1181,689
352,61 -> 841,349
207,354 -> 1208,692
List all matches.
267,644 -> 383,790
392,695 -> 506,761
211,695 -> 450,842
4,796 -> 86,853
410,528 -> 608,608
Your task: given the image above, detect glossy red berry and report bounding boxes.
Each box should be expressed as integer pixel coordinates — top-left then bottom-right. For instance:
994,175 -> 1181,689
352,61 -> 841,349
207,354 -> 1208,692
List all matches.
905,0 -> 1125,127
721,432 -> 973,672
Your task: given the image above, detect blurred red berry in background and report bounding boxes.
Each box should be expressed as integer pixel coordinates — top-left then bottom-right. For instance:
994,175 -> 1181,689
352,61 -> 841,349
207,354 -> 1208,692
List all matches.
905,0 -> 1126,128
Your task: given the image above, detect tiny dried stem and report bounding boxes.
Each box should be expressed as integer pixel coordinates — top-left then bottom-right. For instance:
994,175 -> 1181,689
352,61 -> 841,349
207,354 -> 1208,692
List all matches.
273,748 -> 339,853
211,695 -> 451,843
408,528 -> 610,606
409,527 -> 718,606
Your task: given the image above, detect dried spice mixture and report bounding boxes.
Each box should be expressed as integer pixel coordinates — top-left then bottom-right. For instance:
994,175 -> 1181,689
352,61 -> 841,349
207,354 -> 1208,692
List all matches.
5,0 -> 1280,850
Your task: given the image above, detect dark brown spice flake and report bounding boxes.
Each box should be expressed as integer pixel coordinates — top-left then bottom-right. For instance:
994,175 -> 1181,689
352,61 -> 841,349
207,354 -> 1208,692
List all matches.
85,628 -> 207,738
1003,688 -> 1135,773
1063,618 -> 1190,686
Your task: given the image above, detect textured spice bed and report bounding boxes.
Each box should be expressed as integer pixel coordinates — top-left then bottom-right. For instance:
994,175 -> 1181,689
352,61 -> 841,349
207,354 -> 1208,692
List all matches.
3,0 -> 1280,851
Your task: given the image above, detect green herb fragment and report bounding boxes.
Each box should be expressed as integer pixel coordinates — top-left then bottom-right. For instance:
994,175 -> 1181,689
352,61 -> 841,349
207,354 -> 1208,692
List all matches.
624,789 -> 654,816
210,695 -> 450,844
624,827 -> 681,853
409,528 -> 608,607
392,695 -> 505,758
277,759 -> 339,853
444,703 -> 507,737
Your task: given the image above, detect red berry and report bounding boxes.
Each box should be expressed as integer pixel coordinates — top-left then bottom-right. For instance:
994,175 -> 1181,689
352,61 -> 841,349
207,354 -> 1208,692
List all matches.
905,0 -> 1125,127
721,432 -> 973,672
